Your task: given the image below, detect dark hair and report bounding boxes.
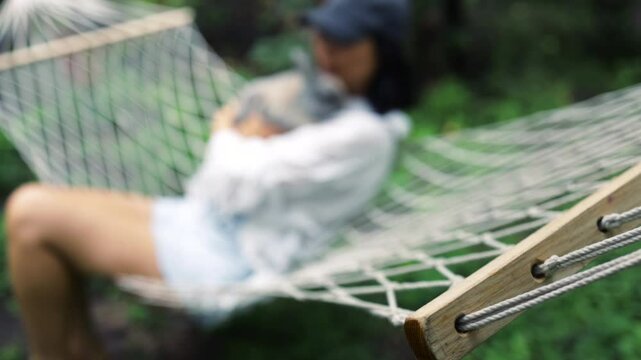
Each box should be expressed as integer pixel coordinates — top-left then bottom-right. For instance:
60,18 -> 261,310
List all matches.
365,36 -> 417,114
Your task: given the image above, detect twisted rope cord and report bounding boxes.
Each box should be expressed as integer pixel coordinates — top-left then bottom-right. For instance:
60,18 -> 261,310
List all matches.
459,207 -> 641,332
534,225 -> 641,276
457,246 -> 641,332
599,205 -> 641,231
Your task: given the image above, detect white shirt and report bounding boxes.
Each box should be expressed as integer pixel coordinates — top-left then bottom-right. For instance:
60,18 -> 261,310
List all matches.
186,98 -> 410,273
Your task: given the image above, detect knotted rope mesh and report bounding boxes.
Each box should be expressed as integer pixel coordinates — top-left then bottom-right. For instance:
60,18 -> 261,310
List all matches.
0,1 -> 243,195
1,0 -> 641,325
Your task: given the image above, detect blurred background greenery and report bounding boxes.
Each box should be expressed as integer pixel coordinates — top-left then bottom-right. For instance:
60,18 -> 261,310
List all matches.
1,0 -> 641,359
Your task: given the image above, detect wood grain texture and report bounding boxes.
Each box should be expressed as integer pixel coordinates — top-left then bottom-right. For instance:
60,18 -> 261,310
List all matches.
0,8 -> 194,72
405,162 -> 641,360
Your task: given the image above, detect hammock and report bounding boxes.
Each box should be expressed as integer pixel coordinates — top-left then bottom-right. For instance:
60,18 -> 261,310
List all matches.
2,1 -> 641,359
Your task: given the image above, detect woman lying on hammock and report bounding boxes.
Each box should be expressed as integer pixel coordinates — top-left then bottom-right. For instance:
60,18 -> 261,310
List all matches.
4,0 -> 414,358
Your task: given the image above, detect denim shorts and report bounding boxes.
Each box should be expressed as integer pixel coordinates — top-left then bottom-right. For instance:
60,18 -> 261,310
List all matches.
151,197 -> 253,292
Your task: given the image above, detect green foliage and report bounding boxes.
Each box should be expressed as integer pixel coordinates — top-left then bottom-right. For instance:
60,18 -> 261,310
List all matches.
213,300 -> 413,359
410,78 -> 473,134
0,0 -> 641,358
468,266 -> 641,360
0,133 -> 33,201
246,0 -> 314,74
126,302 -> 156,327
0,215 -> 11,301
248,32 -> 310,74
0,344 -> 22,360
409,75 -> 572,135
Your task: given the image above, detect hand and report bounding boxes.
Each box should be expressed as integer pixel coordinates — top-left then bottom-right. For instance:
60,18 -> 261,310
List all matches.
211,101 -> 239,133
235,112 -> 285,138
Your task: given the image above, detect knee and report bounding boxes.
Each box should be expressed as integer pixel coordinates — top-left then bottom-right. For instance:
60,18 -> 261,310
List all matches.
5,183 -> 52,247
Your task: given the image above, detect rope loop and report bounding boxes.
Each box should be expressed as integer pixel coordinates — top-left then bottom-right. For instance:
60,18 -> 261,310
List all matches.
457,207 -> 641,333
598,205 -> 641,232
598,214 -> 622,232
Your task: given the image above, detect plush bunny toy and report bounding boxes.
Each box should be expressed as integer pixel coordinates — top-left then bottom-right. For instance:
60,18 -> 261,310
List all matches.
234,49 -> 348,131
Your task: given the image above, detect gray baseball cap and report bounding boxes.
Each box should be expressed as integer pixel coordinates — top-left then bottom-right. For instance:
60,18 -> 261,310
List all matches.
302,0 -> 411,44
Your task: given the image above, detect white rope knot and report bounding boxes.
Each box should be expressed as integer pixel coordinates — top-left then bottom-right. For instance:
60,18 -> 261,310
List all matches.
599,213 -> 622,232
526,206 -> 544,218
599,206 -> 641,232
537,254 -> 562,275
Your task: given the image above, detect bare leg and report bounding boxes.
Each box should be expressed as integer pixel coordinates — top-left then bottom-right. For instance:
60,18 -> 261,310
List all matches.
5,183 -> 162,359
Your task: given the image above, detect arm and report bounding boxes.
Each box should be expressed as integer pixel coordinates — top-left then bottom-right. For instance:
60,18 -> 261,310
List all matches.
211,102 -> 284,138
190,109 -> 393,215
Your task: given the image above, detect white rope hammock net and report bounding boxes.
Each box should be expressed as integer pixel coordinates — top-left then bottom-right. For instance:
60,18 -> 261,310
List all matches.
1,0 -> 641,326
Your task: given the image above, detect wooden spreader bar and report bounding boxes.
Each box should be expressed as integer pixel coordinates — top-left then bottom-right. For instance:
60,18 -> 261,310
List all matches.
0,8 -> 194,72
405,161 -> 641,360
